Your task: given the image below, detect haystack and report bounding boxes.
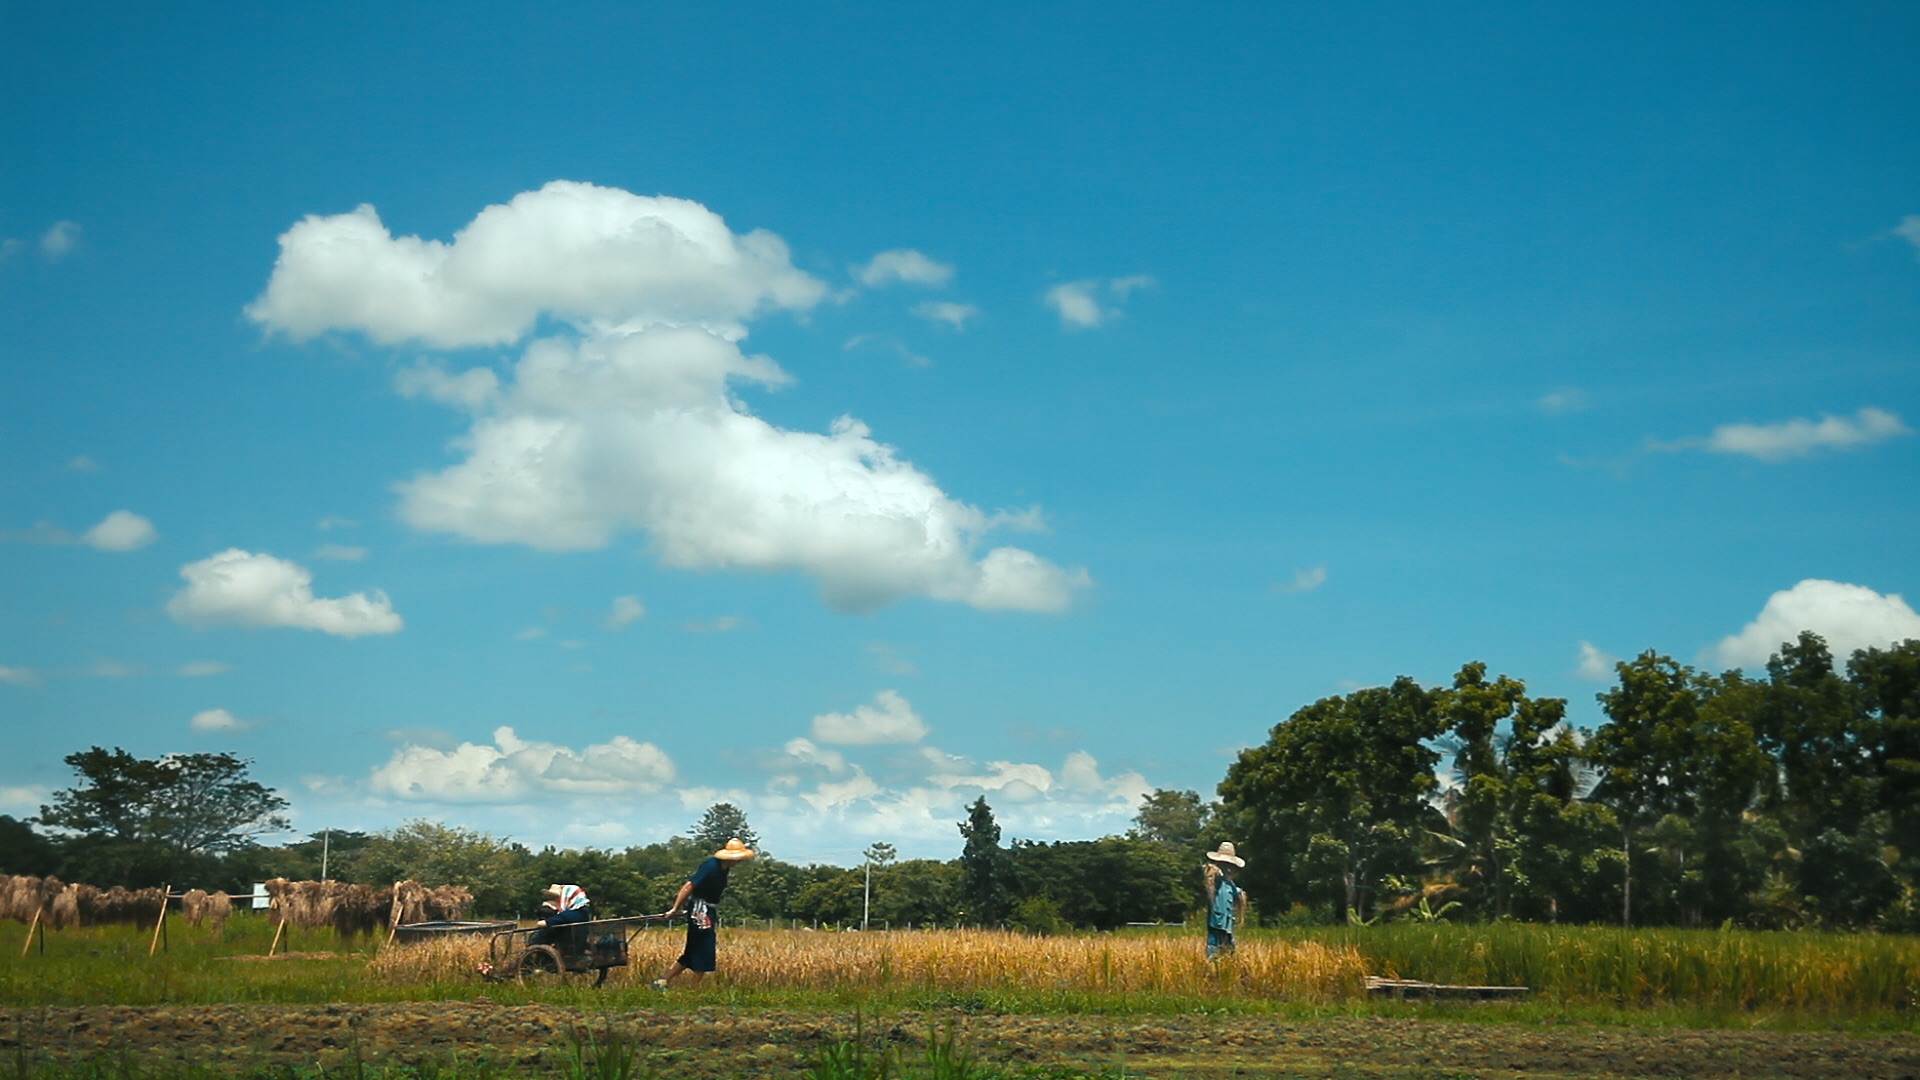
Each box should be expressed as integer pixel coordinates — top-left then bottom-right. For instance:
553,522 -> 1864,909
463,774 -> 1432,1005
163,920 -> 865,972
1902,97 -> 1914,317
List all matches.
205,891 -> 232,932
426,884 -> 472,921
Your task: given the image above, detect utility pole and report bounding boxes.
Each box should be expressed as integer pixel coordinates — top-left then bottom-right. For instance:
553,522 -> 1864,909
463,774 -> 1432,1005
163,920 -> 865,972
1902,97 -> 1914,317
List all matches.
862,858 -> 871,931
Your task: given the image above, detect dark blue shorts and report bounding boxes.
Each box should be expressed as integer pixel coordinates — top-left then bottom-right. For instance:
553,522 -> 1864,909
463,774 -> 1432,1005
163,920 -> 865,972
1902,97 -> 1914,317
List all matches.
678,901 -> 719,972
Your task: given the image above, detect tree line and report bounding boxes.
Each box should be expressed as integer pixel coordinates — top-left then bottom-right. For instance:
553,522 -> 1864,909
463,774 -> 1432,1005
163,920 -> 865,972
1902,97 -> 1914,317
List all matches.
2,631 -> 1913,931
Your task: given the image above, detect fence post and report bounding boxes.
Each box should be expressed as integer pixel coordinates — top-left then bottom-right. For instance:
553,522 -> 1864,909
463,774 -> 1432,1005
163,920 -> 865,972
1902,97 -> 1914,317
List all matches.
149,884 -> 170,956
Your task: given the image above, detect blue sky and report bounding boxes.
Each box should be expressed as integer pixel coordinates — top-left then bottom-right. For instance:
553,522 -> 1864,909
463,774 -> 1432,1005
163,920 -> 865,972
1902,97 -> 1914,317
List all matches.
4,3 -> 1917,864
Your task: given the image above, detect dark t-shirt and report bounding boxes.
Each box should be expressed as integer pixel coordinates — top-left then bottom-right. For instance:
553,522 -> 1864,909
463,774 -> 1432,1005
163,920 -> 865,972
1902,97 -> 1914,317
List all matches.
687,856 -> 732,903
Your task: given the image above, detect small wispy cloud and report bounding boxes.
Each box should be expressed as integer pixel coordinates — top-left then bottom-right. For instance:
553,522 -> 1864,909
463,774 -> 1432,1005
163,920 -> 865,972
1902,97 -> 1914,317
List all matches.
314,543 -> 367,562
0,664 -> 43,688
844,334 -> 933,369
178,660 -> 231,677
854,249 -> 954,288
40,221 -> 81,261
67,455 -> 101,472
1575,641 -> 1618,680
911,301 -> 978,330
1895,214 -> 1920,259
1536,388 -> 1588,414
1044,275 -> 1155,330
1272,566 -> 1327,594
683,615 -> 745,634
1650,407 -> 1910,462
603,594 -> 645,630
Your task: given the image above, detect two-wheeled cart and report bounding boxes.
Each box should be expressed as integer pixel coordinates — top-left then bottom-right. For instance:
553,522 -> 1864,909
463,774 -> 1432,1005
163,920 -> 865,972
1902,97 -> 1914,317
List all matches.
479,913 -> 671,986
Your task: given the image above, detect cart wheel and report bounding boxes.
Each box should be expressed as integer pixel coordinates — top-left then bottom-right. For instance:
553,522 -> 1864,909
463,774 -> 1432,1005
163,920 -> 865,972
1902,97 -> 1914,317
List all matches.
516,945 -> 564,981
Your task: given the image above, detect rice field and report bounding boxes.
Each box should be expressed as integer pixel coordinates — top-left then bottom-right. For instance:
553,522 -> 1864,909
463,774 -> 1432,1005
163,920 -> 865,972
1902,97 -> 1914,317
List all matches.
368,925 -> 1370,1001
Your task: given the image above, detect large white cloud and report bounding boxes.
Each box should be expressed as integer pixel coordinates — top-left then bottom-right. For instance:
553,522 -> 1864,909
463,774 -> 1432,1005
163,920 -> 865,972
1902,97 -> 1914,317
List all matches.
254,183 -> 1088,614
1710,579 -> 1920,669
369,725 -> 676,803
247,181 -> 827,347
166,549 -> 402,637
394,330 -> 1086,612
811,689 -> 929,745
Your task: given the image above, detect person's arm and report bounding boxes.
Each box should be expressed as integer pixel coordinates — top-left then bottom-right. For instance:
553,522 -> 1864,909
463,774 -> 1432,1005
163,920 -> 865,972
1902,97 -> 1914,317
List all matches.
662,879 -> 693,917
1234,885 -> 1247,924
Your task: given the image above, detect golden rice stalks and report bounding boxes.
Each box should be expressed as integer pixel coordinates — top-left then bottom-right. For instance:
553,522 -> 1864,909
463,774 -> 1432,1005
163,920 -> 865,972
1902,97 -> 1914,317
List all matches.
368,927 -> 1368,1000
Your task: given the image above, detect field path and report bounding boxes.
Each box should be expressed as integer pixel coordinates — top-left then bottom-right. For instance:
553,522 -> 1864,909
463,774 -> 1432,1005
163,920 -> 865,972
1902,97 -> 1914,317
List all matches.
3,1003 -> 1916,1078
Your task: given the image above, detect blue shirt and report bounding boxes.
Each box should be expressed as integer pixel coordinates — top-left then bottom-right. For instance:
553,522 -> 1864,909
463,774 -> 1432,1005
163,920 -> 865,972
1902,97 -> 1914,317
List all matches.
1208,875 -> 1241,932
688,856 -> 732,903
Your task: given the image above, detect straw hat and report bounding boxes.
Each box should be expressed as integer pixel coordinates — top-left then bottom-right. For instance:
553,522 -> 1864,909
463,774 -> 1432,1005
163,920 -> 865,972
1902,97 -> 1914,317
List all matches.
714,837 -> 756,861
1205,842 -> 1245,867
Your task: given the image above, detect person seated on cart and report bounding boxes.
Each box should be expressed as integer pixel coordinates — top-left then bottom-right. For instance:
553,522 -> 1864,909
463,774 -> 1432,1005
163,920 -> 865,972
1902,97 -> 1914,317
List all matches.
528,883 -> 592,949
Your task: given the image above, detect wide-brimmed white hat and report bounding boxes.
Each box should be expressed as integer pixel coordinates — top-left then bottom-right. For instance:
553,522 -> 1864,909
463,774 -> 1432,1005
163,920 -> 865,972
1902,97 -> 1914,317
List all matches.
714,837 -> 756,861
1206,842 -> 1245,868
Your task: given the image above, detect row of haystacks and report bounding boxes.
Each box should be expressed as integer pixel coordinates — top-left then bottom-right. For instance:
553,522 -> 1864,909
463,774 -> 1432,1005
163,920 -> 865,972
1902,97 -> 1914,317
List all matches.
263,878 -> 471,936
2,875 -> 174,930
3,874 -> 467,935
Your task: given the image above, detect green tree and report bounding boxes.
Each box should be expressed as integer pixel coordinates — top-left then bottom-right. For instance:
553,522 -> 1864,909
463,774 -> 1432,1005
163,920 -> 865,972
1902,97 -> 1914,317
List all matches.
1220,676 -> 1445,921
36,747 -> 290,885
347,820 -> 531,916
689,803 -> 759,853
1850,638 -> 1920,884
957,795 -> 1011,925
1128,789 -> 1215,851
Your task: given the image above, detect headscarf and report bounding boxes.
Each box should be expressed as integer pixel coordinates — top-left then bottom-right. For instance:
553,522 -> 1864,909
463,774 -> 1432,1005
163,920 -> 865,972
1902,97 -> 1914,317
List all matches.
544,883 -> 590,912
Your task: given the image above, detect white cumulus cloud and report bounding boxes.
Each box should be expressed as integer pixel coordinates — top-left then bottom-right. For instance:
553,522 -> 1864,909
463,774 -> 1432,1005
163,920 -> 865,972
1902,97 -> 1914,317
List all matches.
369,725 -> 676,803
247,181 -> 827,347
253,184 -> 1087,615
854,249 -> 954,288
80,510 -> 155,551
166,549 -> 402,637
811,689 -> 929,745
190,708 -> 246,732
1710,579 -> 1920,669
1656,407 -> 1910,462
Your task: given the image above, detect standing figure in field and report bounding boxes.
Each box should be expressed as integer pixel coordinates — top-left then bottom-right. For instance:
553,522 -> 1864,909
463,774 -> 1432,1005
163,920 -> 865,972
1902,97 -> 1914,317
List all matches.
651,837 -> 755,989
1203,841 -> 1247,958
528,883 -> 592,947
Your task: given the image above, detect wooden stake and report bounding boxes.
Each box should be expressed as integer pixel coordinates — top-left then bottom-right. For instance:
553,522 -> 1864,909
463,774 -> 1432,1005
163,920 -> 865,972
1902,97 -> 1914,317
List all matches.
20,905 -> 43,958
149,884 -> 169,956
269,916 -> 287,957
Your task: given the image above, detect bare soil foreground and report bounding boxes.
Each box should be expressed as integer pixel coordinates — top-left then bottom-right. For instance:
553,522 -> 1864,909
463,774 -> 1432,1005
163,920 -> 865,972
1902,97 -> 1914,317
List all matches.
4,1003 -> 1917,1079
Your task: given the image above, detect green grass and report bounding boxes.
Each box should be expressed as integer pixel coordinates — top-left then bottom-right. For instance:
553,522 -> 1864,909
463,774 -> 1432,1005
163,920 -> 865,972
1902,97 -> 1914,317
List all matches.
3,915 -> 1916,1033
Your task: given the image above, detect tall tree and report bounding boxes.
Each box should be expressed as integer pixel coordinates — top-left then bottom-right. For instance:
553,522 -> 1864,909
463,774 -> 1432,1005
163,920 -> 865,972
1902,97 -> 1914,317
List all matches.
957,795 -> 1011,925
1591,652 -> 1701,927
689,803 -> 759,852
1220,676 -> 1445,921
37,747 -> 290,860
1128,788 -> 1214,851
1850,638 -> 1920,882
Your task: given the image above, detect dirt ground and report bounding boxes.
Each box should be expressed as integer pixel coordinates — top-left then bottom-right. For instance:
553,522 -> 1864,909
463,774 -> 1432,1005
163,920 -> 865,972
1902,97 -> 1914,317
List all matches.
4,1003 -> 1918,1078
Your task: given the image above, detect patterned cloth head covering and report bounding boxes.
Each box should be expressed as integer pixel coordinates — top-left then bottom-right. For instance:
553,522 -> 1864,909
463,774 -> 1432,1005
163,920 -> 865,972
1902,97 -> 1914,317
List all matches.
543,883 -> 590,911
